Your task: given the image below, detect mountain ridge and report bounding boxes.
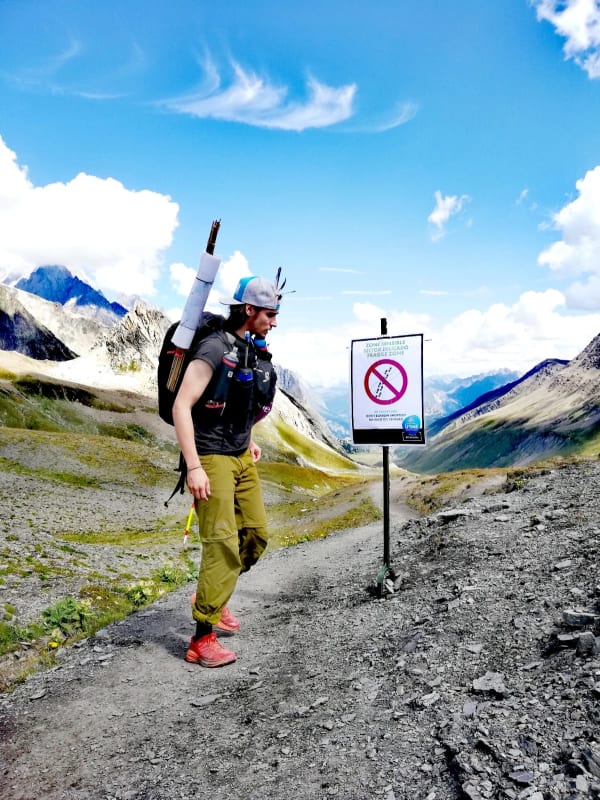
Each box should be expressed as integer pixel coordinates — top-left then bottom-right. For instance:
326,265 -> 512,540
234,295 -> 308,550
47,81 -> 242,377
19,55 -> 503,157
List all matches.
15,265 -> 127,319
0,284 -> 78,361
397,333 -> 600,472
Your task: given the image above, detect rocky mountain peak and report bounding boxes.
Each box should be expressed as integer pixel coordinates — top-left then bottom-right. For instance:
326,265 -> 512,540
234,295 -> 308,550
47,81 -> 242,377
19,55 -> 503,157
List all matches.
570,331 -> 600,371
93,301 -> 171,373
0,283 -> 77,361
15,265 -> 127,319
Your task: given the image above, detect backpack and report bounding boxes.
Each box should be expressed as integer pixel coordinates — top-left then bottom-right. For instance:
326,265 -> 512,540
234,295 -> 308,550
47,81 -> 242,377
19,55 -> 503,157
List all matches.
157,313 -> 232,426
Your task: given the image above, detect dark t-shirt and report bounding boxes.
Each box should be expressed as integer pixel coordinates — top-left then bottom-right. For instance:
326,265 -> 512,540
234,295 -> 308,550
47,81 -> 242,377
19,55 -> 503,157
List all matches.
190,331 -> 254,456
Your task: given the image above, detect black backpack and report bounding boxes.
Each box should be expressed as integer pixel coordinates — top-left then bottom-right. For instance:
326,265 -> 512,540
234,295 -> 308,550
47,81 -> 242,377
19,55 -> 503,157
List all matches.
157,313 -> 231,426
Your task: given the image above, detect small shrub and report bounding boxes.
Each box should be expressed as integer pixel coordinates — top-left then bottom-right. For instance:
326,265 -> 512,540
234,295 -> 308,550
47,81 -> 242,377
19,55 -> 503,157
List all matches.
125,580 -> 156,608
42,597 -> 91,636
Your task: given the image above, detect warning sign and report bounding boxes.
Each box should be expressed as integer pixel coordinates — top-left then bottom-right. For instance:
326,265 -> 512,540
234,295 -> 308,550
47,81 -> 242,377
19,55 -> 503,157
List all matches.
351,334 -> 425,445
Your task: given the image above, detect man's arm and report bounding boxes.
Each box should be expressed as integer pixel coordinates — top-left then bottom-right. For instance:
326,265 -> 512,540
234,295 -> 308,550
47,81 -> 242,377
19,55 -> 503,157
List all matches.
172,359 -> 214,501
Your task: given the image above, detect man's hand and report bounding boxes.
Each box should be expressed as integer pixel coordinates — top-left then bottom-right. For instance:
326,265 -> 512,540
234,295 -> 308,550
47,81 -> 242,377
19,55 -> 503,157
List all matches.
249,440 -> 261,463
187,467 -> 211,501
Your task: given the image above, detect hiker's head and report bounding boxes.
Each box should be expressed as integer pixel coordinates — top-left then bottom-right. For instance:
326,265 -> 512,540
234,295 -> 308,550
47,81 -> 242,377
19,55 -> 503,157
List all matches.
221,275 -> 282,336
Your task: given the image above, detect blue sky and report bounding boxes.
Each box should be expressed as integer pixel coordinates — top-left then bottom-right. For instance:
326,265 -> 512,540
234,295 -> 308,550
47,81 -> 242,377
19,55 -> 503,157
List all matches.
1,0 -> 600,387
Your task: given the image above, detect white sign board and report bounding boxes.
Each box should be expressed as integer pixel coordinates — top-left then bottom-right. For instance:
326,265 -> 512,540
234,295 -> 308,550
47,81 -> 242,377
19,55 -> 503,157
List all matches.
350,334 -> 425,445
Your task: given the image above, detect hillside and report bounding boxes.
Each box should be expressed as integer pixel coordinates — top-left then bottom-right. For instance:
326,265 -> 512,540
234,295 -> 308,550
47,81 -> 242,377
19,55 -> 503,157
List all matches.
397,333 -> 600,473
0,284 -> 78,361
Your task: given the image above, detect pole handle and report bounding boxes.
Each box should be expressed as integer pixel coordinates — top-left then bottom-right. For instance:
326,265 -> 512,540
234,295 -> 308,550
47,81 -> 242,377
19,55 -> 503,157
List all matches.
206,219 -> 221,255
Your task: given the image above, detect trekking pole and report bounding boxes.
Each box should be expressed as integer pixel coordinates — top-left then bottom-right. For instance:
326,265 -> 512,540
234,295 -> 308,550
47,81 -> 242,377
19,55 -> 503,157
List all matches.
182,502 -> 195,550
166,219 -> 222,392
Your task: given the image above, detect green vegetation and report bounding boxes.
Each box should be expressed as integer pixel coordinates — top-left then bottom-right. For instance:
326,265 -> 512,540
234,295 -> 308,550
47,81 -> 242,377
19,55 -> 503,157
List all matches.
256,416 -> 358,473
398,411 -> 600,475
0,426 -> 176,489
116,359 -> 142,373
0,374 -> 165,442
270,496 -> 382,548
268,478 -> 381,548
0,455 -> 101,488
0,554 -> 197,691
258,461 -> 361,495
42,596 -> 92,636
404,467 -> 507,514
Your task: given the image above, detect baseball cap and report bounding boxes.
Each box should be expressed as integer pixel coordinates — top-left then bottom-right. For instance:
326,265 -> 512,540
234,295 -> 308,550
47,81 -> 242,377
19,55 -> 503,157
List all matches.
219,276 -> 281,311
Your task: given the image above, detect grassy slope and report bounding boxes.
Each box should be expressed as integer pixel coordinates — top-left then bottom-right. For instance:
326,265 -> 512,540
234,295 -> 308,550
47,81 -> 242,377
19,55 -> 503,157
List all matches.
398,410 -> 600,474
0,372 -> 379,688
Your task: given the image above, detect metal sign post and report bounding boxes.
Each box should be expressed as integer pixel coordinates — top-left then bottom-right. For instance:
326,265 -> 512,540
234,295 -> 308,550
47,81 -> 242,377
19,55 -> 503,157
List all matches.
349,318 -> 426,597
378,318 -> 391,595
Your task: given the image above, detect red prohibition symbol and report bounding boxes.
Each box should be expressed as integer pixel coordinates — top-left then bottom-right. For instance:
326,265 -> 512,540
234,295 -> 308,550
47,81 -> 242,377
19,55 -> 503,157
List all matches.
364,358 -> 408,405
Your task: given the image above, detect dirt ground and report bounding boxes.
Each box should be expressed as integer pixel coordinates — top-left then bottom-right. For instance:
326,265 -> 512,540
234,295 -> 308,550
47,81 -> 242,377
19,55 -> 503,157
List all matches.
1,460 -> 600,800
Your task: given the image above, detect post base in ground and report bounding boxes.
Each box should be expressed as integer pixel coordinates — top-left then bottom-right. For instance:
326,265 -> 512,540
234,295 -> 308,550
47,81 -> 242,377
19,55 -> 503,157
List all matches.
376,564 -> 396,598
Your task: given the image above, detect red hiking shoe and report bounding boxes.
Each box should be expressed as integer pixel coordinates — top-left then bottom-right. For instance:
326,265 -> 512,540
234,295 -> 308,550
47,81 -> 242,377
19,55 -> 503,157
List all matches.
190,594 -> 241,633
216,606 -> 241,632
185,632 -> 236,667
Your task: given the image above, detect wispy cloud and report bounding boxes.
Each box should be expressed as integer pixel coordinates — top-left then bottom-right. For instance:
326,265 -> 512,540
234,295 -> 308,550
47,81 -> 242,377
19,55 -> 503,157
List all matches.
8,41 -> 82,91
6,39 -> 135,100
368,101 -> 419,132
163,58 -> 356,132
532,0 -> 600,78
427,190 -> 471,241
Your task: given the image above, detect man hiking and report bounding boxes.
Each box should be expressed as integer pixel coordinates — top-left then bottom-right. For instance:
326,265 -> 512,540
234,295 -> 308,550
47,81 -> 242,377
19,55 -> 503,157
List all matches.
172,274 -> 281,667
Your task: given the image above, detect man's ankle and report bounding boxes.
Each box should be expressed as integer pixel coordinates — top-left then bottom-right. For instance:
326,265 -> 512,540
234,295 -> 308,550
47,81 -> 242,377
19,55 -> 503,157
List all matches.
193,622 -> 212,641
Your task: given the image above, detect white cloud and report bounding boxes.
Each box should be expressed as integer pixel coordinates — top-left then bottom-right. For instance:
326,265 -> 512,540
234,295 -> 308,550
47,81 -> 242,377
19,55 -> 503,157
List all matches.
538,165 -> 600,307
533,0 -> 600,78
163,59 -> 356,132
274,301 -> 434,388
428,190 -> 471,241
169,262 -> 196,297
276,289 -> 600,388
0,136 -> 179,297
210,250 -> 252,299
564,274 -> 600,308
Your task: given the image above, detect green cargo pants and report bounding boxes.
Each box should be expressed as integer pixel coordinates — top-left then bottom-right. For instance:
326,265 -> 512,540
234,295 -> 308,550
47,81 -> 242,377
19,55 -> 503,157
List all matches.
192,449 -> 268,626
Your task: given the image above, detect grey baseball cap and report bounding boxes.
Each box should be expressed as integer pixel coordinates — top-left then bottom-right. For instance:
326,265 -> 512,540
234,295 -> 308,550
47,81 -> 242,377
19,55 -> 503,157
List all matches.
220,276 -> 281,310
